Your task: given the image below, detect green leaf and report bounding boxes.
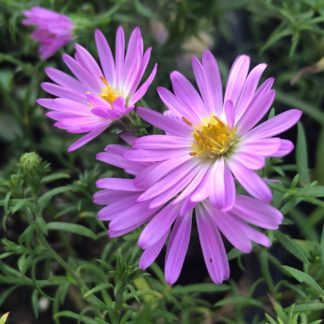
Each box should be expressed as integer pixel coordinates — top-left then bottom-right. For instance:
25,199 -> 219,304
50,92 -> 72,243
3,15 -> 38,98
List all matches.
46,222 -> 97,240
41,172 -> 70,184
0,313 -> 9,324
214,296 -> 264,308
289,302 -> 324,312
275,232 -> 310,263
54,311 -> 98,324
31,290 -> 39,318
296,123 -> 310,186
296,186 -> 324,198
321,225 -> 324,269
172,283 -> 230,295
38,186 -> 72,213
282,266 -> 324,295
83,283 -> 113,298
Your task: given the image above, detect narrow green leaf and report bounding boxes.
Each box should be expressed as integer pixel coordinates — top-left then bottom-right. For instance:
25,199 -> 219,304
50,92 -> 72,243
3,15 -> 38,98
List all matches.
172,283 -> 230,294
289,302 -> 324,312
31,290 -> 39,318
83,283 -> 113,298
321,225 -> 324,269
46,222 -> 97,240
296,186 -> 324,198
214,296 -> 264,308
38,186 -> 72,213
282,266 -> 324,295
275,232 -> 310,263
296,123 -> 310,186
54,311 -> 98,324
0,313 -> 9,324
41,172 -> 70,184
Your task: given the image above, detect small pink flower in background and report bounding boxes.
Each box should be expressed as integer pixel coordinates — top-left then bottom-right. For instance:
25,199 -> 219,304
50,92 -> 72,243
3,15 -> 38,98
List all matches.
22,7 -> 74,59
94,134 -> 283,285
37,27 -> 157,152
124,52 -> 302,211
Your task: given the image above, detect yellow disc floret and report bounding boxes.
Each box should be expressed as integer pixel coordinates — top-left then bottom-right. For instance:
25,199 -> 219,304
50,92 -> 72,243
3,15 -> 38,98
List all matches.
100,76 -> 119,104
191,115 -> 237,159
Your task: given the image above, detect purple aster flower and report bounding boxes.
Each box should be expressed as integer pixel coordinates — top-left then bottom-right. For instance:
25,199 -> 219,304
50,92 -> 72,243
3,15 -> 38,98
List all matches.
124,51 -> 302,211
94,135 -> 283,285
22,7 -> 74,59
37,27 -> 157,152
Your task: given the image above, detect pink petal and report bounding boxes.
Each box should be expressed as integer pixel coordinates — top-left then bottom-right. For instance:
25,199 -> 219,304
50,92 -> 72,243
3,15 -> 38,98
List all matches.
94,29 -> 116,85
165,212 -> 192,285
232,195 -> 283,229
209,159 -> 236,211
228,159 -> 272,202
224,55 -> 250,108
196,205 -> 230,284
67,126 -> 108,152
138,204 -> 179,249
137,107 -> 192,137
245,109 -> 302,139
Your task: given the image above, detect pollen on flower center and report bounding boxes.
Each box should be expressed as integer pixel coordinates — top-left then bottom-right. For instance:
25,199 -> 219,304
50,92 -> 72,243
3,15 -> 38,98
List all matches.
100,76 -> 119,104
190,115 -> 237,159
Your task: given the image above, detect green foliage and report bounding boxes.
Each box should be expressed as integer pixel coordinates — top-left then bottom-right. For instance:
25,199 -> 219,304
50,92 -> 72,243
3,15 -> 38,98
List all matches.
0,0 -> 324,323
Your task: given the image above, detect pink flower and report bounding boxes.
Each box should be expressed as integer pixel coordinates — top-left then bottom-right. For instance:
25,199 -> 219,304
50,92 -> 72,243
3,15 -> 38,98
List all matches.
94,135 -> 283,285
37,27 -> 157,152
22,7 -> 74,59
124,52 -> 302,211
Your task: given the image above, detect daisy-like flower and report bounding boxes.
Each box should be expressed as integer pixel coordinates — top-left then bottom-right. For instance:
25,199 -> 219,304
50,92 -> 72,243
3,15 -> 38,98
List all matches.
94,134 -> 283,285
22,7 -> 74,59
37,27 -> 157,152
124,51 -> 302,211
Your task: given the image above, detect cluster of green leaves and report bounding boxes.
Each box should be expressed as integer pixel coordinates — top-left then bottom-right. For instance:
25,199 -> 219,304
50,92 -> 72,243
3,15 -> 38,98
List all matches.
0,0 -> 324,323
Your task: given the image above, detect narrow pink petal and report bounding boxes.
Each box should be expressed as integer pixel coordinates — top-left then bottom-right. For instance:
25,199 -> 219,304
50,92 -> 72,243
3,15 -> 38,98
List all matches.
224,55 -> 250,108
137,159 -> 199,202
165,212 -> 192,285
173,162 -> 211,203
67,126 -> 108,152
96,178 -> 142,191
271,139 -> 294,157
237,90 -> 276,134
74,44 -> 103,80
245,109 -> 302,139
115,26 -> 125,88
238,222 -> 271,247
135,155 -> 191,188
232,195 -> 283,229
93,189 -> 132,205
196,205 -> 230,284
45,67 -> 86,93
224,100 -> 235,128
139,232 -> 169,270
97,194 -> 139,220
209,159 -> 236,211
128,63 -> 158,106
204,202 -> 252,253
157,87 -> 198,123
41,82 -> 85,103
133,135 -> 191,149
239,137 -> 281,156
148,165 -> 200,208
124,148 -> 189,162
171,71 -> 206,118
62,54 -> 102,92
138,204 -> 179,249
233,151 -> 265,170
94,29 -> 116,84
201,51 -> 223,115
228,159 -> 272,202
137,107 -> 192,137
235,63 -> 267,120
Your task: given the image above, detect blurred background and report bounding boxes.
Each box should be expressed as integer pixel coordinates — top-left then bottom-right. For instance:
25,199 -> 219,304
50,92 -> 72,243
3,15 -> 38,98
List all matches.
0,0 -> 324,323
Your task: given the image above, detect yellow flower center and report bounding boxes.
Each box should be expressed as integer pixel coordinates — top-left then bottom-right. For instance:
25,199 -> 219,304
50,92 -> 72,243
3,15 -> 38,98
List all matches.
100,76 -> 119,104
188,115 -> 237,159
